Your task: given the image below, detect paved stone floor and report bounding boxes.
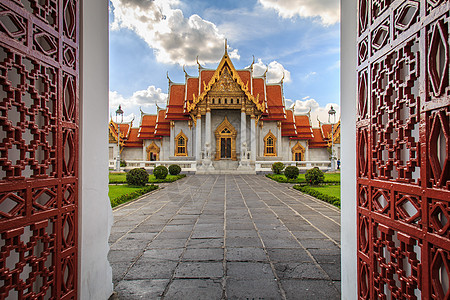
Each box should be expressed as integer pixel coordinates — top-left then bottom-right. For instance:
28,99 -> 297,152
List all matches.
109,175 -> 341,299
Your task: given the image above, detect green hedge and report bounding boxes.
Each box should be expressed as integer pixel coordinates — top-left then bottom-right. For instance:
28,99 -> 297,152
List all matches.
109,174 -> 186,184
293,185 -> 340,208
110,184 -> 158,208
266,174 -> 340,184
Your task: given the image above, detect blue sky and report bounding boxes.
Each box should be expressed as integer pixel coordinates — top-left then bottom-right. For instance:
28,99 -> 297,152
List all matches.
109,0 -> 340,126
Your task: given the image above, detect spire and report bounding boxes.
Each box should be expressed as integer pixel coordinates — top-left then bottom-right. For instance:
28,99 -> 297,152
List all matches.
224,38 -> 228,55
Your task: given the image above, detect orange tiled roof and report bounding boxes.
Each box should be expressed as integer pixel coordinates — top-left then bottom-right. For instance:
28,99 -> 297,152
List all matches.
200,70 -> 214,93
281,110 -> 297,136
155,109 -> 170,137
309,128 -> 328,148
124,128 -> 143,147
237,70 -> 251,91
166,84 -> 188,120
138,115 -> 159,139
293,115 -> 313,140
186,77 -> 199,108
322,124 -> 332,139
252,78 -> 266,109
263,85 -> 285,120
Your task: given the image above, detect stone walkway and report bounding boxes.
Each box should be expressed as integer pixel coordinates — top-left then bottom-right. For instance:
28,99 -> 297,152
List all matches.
108,175 -> 341,299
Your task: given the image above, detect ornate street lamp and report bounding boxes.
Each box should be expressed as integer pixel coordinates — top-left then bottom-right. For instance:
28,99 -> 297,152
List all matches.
115,105 -> 124,171
328,106 -> 336,172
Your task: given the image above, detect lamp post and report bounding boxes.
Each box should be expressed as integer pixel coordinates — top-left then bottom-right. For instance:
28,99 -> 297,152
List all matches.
328,106 -> 336,172
115,105 -> 124,171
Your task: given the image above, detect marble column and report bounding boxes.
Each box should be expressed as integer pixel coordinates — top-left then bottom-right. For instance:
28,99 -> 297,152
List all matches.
241,109 -> 246,158
196,115 -> 202,161
306,141 -> 310,161
250,115 -> 256,162
277,121 -> 281,157
205,109 -> 211,147
169,121 -> 174,157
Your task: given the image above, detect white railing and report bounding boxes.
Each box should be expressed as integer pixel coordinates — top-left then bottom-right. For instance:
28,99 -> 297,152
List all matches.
255,161 -> 331,172
110,160 -> 197,172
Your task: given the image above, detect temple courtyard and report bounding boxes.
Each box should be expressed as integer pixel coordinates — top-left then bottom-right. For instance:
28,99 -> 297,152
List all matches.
108,175 -> 341,299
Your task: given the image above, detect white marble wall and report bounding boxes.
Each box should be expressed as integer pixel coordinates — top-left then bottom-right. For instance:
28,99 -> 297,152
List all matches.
308,148 -> 330,161
257,121 -> 279,159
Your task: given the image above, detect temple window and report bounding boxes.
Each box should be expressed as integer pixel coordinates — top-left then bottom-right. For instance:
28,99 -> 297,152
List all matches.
264,131 -> 277,156
292,141 -> 305,161
175,131 -> 188,156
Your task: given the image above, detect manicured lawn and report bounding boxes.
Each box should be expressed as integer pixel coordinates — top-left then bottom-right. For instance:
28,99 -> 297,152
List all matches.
309,185 -> 341,199
108,185 -> 146,199
108,184 -> 158,208
293,184 -> 341,208
109,173 -> 185,184
267,172 -> 340,183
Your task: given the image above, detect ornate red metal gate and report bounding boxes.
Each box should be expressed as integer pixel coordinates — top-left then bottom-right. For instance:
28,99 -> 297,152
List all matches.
0,0 -> 78,298
357,0 -> 449,298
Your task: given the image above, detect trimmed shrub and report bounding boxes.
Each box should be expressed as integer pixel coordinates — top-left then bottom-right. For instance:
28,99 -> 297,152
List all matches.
305,167 -> 325,186
284,166 -> 299,180
110,185 -> 158,208
120,160 -> 127,167
168,164 -> 181,176
126,168 -> 149,186
153,165 -> 168,179
293,185 -> 340,208
271,162 -> 285,174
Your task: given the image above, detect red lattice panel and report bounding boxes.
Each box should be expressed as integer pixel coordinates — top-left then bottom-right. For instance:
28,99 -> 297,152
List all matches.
357,0 -> 450,298
0,0 -> 78,299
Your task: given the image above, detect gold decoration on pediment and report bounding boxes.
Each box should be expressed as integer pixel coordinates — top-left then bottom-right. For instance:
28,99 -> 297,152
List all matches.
187,54 -> 265,113
108,121 -> 125,147
210,67 -> 242,93
326,120 -> 341,147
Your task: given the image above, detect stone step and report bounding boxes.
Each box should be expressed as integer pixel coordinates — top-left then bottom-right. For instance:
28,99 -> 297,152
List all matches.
212,160 -> 239,170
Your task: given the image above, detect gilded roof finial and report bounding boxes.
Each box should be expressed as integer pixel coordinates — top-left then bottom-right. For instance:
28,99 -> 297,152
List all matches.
139,106 -> 144,115
263,65 -> 268,78
280,71 -> 285,84
196,56 -> 203,70
224,38 -> 228,55
166,71 -> 173,84
183,65 -> 188,77
250,55 -> 255,70
155,99 -> 161,111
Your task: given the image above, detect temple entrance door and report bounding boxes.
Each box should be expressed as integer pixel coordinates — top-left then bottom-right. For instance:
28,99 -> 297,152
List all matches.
215,116 -> 237,160
221,137 -> 232,159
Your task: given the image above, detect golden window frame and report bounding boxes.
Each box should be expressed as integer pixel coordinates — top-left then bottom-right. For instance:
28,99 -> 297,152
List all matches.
146,141 -> 160,161
175,130 -> 188,156
292,141 -> 305,161
264,130 -> 277,156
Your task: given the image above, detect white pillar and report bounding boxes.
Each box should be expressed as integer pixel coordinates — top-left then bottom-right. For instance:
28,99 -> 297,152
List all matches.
169,122 -> 174,156
341,0 -> 357,297
241,110 -> 246,158
81,0 -> 113,297
251,116 -> 256,162
196,115 -> 202,161
277,122 -> 281,157
205,110 -> 211,146
306,141 -> 310,161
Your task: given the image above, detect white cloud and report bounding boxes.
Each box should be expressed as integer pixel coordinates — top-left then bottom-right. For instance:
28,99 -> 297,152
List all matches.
251,59 -> 291,83
110,0 -> 239,66
286,96 -> 340,127
109,85 -> 168,119
258,0 -> 340,26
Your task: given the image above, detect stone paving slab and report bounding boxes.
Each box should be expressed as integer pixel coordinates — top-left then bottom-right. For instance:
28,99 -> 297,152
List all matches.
109,175 -> 341,299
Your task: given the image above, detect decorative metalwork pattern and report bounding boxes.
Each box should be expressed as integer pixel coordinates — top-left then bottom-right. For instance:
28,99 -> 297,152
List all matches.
357,0 -> 449,298
0,0 -> 78,299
